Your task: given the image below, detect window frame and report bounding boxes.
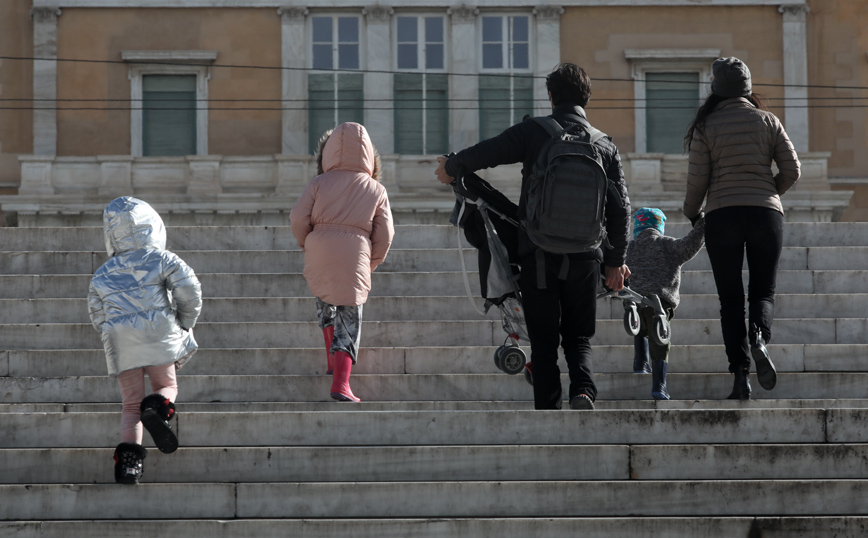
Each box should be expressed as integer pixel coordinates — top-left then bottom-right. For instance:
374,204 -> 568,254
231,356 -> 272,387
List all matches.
625,49 -> 719,153
392,13 -> 449,155
122,50 -> 215,157
307,14 -> 365,152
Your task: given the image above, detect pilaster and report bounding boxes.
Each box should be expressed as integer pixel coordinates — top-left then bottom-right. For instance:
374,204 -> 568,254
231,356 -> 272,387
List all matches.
364,5 -> 394,154
278,6 -> 309,155
31,7 -> 61,156
779,4 -> 810,153
533,5 -> 563,117
448,5 -> 479,150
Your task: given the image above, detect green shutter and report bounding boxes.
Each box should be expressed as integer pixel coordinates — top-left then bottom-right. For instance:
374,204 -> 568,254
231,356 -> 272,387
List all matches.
309,73 -> 336,153
425,74 -> 448,155
646,72 -> 699,154
479,74 -> 511,140
512,74 -> 534,124
337,73 -> 364,126
142,75 -> 196,157
394,73 -> 424,154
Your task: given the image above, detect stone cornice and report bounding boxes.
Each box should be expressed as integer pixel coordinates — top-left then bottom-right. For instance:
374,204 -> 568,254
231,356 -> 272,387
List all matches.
277,6 -> 308,20
364,5 -> 394,23
779,3 -> 809,21
448,5 -> 478,23
533,5 -> 564,21
31,0 -> 806,7
30,6 -> 61,23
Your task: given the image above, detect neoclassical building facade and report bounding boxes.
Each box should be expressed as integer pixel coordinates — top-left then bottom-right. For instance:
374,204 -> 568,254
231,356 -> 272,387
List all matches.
0,0 -> 862,225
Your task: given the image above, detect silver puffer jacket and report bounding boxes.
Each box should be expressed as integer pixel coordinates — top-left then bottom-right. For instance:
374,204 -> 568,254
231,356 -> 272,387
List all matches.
87,197 -> 202,376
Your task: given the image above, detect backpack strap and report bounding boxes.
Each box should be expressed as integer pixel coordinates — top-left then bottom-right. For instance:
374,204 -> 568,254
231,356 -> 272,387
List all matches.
530,115 -> 608,145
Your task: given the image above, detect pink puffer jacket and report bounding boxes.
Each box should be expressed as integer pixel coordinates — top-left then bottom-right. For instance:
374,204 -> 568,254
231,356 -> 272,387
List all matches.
290,122 -> 394,306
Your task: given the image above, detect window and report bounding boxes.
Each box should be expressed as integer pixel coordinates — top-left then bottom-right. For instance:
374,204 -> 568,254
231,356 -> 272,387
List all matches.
624,49 -> 719,153
394,15 -> 448,155
309,15 -> 363,153
122,50 -> 215,157
478,15 -> 532,140
142,75 -> 197,157
645,72 -> 700,154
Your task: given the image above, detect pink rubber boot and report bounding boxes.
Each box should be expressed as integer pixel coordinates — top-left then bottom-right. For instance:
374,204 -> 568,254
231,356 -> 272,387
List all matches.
330,351 -> 361,402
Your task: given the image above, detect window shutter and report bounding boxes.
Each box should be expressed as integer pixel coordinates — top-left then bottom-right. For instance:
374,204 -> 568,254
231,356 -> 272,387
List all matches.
337,73 -> 364,126
142,75 -> 197,157
394,73 -> 424,154
479,75 -> 511,140
646,72 -> 699,154
425,74 -> 448,155
512,74 -> 534,124
309,74 -> 336,154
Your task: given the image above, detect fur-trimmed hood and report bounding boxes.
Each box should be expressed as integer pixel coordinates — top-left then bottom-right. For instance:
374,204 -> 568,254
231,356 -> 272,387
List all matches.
315,122 -> 381,181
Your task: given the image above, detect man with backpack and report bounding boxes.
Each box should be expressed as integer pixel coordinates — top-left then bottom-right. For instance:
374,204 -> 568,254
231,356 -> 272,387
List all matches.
435,63 -> 631,410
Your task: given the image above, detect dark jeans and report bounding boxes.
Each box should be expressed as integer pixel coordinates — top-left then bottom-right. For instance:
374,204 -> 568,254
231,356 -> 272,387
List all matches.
519,252 -> 599,409
704,206 -> 783,372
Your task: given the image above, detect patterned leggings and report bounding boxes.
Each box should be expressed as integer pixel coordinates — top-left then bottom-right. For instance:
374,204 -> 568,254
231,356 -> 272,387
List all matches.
316,297 -> 363,363
117,363 -> 178,445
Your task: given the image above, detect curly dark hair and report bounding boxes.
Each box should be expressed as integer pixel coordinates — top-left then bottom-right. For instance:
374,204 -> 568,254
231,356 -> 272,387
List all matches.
545,63 -> 592,107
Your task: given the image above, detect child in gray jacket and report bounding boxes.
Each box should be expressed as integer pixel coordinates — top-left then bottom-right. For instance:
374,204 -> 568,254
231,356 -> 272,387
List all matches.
625,207 -> 705,400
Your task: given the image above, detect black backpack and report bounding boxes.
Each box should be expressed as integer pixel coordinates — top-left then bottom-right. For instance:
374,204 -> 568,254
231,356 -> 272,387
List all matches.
522,116 -> 618,255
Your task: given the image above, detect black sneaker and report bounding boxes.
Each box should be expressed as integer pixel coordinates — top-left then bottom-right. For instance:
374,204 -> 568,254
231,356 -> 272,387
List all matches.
114,442 -> 146,485
569,393 -> 595,410
140,394 -> 179,454
750,325 -> 777,391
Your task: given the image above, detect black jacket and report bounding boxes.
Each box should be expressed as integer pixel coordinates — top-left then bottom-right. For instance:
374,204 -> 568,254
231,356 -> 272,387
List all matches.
445,103 -> 631,266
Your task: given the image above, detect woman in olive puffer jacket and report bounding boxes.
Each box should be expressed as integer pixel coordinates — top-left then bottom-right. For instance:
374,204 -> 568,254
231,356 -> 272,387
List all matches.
683,57 -> 800,401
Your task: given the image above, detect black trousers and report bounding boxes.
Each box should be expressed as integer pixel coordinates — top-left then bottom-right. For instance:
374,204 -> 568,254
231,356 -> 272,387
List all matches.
704,206 -> 784,372
519,252 -> 599,409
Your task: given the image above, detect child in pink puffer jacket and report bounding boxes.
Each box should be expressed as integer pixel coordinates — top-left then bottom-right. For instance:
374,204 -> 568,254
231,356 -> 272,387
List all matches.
290,122 -> 394,402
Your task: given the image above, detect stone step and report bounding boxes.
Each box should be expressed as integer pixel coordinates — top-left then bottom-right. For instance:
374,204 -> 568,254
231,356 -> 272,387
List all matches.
2,247 -> 868,278
1,222 -> 867,252
2,408 -> 840,447
3,293 -> 864,323
4,372 -> 868,403
6,398 -> 868,414
2,443 -> 866,484
2,517 -> 864,538
3,318 -> 866,350
3,344 -> 864,377
2,480 -> 868,519
0,249 -> 478,275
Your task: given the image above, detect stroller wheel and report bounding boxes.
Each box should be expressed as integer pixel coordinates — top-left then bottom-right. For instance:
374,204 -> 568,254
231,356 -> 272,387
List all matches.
651,315 -> 671,346
523,362 -> 534,386
500,346 -> 527,375
493,346 -> 506,372
623,304 -> 641,336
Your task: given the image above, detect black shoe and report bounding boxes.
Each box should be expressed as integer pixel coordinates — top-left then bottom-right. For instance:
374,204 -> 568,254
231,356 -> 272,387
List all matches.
750,325 -> 777,390
114,442 -> 146,485
140,394 -> 179,454
633,336 -> 652,374
651,359 -> 670,400
569,393 -> 595,410
726,367 -> 751,400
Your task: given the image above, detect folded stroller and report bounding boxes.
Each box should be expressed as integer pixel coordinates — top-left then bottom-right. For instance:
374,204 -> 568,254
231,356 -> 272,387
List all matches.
450,168 -> 530,377
449,168 -> 672,380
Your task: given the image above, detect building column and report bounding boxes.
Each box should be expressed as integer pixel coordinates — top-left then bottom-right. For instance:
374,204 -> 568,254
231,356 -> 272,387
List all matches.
278,6 -> 308,155
364,5 -> 394,154
449,5 -> 479,151
779,4 -> 810,153
31,7 -> 61,156
533,5 -> 563,117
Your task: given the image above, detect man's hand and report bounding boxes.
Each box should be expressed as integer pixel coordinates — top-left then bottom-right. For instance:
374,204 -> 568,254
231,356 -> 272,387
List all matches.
435,155 -> 455,185
604,264 -> 630,291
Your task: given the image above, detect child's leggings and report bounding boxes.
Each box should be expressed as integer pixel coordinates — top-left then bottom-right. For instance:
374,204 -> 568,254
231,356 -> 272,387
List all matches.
117,363 -> 178,444
316,297 -> 363,363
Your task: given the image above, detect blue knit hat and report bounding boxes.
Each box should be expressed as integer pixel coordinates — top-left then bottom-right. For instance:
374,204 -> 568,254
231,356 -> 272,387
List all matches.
633,207 -> 666,238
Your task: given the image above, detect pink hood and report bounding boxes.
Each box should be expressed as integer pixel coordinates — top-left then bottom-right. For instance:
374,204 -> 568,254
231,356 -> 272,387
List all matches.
290,122 -> 394,306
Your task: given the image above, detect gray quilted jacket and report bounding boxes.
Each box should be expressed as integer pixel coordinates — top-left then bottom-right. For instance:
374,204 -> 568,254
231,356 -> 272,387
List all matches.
625,218 -> 706,310
683,97 -> 800,220
87,197 -> 202,376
